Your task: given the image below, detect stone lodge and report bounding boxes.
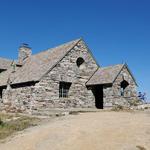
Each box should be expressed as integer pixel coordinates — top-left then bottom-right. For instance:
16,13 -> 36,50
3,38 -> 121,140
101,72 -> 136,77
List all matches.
0,38 -> 138,112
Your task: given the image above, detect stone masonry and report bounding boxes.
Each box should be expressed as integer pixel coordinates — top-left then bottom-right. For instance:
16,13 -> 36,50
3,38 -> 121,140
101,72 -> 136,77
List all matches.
29,40 -> 98,110
1,40 -> 98,112
0,38 -> 139,113
103,65 -> 137,107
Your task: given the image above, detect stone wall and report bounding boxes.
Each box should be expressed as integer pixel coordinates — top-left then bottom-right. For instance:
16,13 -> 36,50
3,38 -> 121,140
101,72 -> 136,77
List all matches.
1,85 -> 35,112
1,40 -> 98,112
0,40 -> 139,112
103,65 -> 138,107
32,40 -> 98,110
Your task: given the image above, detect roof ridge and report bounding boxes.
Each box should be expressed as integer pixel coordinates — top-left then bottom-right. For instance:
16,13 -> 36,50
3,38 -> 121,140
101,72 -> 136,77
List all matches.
31,38 -> 81,57
0,57 -> 12,61
0,38 -> 82,86
39,38 -> 81,80
100,64 -> 124,69
86,64 -> 125,85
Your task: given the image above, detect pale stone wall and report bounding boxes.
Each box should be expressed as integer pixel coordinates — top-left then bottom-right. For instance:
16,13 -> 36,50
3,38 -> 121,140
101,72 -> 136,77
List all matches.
1,86 -> 35,112
0,41 -> 139,112
1,40 -> 98,112
103,65 -> 138,107
32,40 -> 98,110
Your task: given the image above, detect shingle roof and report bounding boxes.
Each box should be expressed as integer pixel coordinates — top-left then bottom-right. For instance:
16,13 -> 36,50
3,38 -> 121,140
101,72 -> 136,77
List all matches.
86,64 -> 124,85
0,57 -> 13,70
0,38 -> 81,86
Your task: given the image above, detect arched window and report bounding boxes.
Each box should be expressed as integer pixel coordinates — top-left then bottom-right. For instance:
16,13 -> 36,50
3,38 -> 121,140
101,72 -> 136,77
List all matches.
120,80 -> 129,96
76,57 -> 85,68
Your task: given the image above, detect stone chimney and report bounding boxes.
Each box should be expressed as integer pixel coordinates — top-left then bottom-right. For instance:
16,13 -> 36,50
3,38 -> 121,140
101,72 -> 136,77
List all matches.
18,43 -> 32,64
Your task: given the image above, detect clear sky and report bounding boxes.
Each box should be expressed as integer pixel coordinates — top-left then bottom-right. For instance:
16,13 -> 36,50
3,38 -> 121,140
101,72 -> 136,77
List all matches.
0,0 -> 149,101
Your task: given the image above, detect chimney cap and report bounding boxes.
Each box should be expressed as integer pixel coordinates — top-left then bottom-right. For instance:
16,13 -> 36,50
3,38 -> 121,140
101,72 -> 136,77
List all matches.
20,43 -> 31,49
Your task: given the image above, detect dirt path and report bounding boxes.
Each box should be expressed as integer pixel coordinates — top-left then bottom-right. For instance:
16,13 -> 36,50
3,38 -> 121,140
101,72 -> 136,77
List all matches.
0,111 -> 150,150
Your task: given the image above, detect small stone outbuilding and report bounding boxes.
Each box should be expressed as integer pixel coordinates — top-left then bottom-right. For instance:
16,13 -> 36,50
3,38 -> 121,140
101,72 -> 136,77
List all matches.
0,38 -> 138,112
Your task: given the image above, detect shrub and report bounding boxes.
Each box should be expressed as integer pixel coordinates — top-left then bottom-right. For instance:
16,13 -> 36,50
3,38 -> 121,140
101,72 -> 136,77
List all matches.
136,145 -> 147,150
111,105 -> 124,111
129,99 -> 141,106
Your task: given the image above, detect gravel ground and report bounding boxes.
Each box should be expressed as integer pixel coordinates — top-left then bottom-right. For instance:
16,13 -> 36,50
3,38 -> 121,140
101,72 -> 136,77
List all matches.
0,111 -> 150,150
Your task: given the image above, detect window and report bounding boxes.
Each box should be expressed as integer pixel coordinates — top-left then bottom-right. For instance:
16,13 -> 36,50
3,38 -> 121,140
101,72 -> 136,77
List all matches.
59,82 -> 71,98
76,57 -> 85,68
120,80 -> 129,96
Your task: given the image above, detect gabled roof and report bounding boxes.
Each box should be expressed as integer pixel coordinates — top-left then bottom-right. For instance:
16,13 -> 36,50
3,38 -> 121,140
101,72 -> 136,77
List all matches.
0,38 -> 81,86
0,57 -> 13,70
86,64 -> 125,85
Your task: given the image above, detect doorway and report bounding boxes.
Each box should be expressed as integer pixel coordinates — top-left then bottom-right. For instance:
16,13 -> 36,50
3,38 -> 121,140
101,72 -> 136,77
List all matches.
92,85 -> 103,109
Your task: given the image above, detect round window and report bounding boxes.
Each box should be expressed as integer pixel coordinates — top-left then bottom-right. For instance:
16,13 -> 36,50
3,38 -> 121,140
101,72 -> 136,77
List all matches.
76,57 -> 85,67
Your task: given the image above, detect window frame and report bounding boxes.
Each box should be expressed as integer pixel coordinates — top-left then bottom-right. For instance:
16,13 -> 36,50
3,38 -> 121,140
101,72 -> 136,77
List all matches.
59,82 -> 71,98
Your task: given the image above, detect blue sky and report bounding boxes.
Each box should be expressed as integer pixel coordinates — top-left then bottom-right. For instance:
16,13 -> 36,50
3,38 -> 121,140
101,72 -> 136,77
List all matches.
0,0 -> 149,100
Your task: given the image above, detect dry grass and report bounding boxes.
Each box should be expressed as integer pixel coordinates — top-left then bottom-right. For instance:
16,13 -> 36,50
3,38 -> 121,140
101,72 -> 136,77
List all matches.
136,145 -> 147,150
111,105 -> 132,112
0,111 -> 149,150
0,113 -> 40,140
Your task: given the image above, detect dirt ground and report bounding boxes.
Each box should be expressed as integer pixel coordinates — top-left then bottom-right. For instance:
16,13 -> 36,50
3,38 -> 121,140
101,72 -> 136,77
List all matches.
0,111 -> 150,150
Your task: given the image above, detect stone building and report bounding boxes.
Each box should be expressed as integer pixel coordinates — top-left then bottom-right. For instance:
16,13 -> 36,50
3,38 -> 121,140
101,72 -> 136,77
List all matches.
0,38 -> 138,112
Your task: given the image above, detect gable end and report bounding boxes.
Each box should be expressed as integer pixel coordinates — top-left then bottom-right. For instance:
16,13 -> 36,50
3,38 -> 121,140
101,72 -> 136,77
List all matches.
113,63 -> 138,86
